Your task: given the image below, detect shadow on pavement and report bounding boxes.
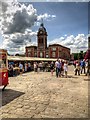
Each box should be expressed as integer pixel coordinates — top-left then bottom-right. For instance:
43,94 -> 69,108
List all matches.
0,89 -> 25,106
67,75 -> 79,78
84,75 -> 90,81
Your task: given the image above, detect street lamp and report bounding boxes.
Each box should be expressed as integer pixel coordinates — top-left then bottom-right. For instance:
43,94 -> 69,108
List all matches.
88,35 -> 90,76
84,35 -> 90,80
88,34 -> 90,49
88,2 -> 90,77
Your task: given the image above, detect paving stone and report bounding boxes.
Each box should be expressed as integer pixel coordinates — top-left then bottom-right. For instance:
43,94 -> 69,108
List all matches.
1,66 -> 88,118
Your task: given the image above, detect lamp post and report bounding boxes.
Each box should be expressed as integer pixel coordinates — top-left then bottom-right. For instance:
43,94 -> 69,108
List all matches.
88,35 -> 90,76
84,36 -> 90,80
88,35 -> 90,49
88,2 -> 90,77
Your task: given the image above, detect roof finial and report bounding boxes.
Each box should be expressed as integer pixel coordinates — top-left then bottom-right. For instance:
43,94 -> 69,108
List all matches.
41,18 -> 43,24
41,18 -> 44,27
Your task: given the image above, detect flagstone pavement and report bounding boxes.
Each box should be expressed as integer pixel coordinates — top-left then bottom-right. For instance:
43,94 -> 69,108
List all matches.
0,65 -> 89,118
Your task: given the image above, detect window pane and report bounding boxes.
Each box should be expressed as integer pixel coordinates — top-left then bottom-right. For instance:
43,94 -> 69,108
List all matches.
52,47 -> 56,51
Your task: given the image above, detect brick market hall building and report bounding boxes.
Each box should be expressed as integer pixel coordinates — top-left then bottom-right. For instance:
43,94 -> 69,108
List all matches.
25,23 -> 70,60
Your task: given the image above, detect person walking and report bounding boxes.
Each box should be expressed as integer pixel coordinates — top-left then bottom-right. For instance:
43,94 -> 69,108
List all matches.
75,60 -> 80,75
58,60 -> 62,77
55,59 -> 59,78
19,62 -> 23,74
24,63 -> 28,73
28,62 -> 31,71
42,61 -> 45,72
80,59 -> 86,74
8,64 -> 14,77
50,61 -> 54,76
63,61 -> 68,78
73,60 -> 76,68
85,60 -> 88,76
34,62 -> 37,72
61,60 -> 64,77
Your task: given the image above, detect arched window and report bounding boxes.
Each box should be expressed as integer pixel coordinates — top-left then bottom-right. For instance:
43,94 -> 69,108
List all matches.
40,52 -> 43,58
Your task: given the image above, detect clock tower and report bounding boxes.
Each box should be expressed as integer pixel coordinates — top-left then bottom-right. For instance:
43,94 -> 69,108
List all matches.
37,23 -> 48,58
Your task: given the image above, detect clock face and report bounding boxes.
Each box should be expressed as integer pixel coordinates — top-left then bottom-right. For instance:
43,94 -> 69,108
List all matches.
40,31 -> 42,34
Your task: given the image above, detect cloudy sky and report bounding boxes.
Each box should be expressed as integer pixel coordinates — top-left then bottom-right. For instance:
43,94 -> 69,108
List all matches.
0,0 -> 88,55
19,0 -> 89,2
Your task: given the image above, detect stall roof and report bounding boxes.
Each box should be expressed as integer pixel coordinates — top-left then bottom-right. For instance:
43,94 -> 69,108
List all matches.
7,56 -> 58,62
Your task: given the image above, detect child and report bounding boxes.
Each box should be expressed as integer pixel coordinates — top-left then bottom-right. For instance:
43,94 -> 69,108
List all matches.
63,61 -> 68,78
50,61 -> 54,76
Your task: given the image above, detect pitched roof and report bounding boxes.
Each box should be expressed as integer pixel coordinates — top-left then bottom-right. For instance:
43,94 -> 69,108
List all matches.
49,44 -> 70,50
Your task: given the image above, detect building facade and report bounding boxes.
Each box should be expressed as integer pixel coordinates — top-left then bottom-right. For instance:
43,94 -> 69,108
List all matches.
25,23 -> 70,60
48,44 -> 70,59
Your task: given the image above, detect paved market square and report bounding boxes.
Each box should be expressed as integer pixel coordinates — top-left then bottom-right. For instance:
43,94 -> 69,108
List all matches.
0,65 -> 89,118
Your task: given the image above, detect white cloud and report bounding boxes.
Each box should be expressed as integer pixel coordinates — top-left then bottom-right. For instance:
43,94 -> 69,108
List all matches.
37,13 -> 56,21
2,30 -> 37,54
2,1 -> 87,55
49,34 -> 88,53
0,1 -> 37,54
0,1 -> 57,54
18,0 -> 89,2
0,1 -> 37,34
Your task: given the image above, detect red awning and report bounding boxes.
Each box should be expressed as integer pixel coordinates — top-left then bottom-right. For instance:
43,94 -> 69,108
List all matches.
84,49 -> 90,60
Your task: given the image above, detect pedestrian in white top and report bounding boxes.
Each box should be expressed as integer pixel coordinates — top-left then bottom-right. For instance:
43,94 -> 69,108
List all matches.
24,63 -> 28,72
19,62 -> 23,74
63,61 -> 68,78
85,60 -> 88,76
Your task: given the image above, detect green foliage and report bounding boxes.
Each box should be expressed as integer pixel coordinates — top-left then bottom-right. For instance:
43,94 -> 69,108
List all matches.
72,51 -> 86,60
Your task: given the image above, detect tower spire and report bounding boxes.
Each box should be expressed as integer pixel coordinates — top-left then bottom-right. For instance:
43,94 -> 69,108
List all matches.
41,18 -> 44,27
41,18 -> 43,24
